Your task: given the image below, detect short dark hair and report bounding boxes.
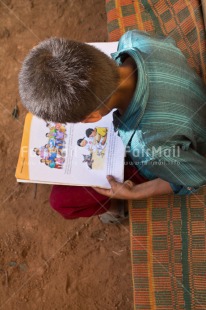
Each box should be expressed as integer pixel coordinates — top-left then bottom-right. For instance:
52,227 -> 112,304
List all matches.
77,138 -> 84,146
19,38 -> 119,123
85,128 -> 93,137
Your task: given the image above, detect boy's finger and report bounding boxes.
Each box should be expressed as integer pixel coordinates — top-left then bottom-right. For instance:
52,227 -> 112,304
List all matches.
107,175 -> 119,189
107,175 -> 114,181
92,187 -> 112,197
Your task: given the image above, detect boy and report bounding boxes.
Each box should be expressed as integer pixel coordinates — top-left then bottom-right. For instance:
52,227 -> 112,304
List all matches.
19,31 -> 206,221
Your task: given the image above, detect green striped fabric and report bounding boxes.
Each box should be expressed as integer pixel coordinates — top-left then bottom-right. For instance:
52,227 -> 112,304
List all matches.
112,30 -> 206,195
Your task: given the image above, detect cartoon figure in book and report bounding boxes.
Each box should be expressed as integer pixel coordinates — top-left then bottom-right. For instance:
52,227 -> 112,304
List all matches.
45,159 -> 63,169
85,127 -> 107,157
48,147 -> 58,161
34,122 -> 67,169
77,127 -> 108,170
55,123 -> 66,133
86,127 -> 107,144
46,131 -> 66,140
82,154 -> 94,169
33,146 -> 49,160
54,156 -> 65,165
47,123 -> 66,133
55,139 -> 65,149
77,137 -> 94,152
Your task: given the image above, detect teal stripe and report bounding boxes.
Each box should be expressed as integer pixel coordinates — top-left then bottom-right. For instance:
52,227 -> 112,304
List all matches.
144,112 -> 189,123
181,197 -> 191,310
147,101 -> 195,114
140,120 -> 191,130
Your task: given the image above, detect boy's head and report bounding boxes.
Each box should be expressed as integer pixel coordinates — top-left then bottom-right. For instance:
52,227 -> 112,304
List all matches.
77,138 -> 87,147
19,38 -> 119,123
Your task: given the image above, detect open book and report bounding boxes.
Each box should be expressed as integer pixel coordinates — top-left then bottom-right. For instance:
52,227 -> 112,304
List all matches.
16,111 -> 125,188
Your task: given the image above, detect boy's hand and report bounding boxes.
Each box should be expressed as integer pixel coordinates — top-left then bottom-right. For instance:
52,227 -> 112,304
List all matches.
93,176 -> 173,200
93,176 -> 136,200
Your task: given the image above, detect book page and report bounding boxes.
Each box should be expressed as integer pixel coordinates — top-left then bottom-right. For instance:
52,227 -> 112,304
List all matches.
88,42 -> 118,57
16,112 -> 125,188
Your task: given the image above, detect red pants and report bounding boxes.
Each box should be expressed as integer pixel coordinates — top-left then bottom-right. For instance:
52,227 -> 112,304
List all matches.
50,164 -> 147,219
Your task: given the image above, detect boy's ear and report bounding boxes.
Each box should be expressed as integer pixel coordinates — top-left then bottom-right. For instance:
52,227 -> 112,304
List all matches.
81,111 -> 102,123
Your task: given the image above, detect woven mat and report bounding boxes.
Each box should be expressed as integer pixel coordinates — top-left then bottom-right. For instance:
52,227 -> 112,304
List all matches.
129,186 -> 206,309
106,0 -> 206,83
105,1 -> 206,309
202,0 -> 206,29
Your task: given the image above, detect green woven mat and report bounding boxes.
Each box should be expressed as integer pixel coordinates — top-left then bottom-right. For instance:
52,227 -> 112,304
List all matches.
129,186 -> 206,310
105,1 -> 206,309
106,0 -> 206,83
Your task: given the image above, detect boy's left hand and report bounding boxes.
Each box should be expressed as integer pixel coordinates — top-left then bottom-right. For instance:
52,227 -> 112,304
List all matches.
93,175 -> 135,200
93,176 -> 174,200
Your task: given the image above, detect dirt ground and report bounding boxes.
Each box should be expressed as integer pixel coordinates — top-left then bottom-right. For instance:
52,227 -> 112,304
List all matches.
0,1 -> 133,309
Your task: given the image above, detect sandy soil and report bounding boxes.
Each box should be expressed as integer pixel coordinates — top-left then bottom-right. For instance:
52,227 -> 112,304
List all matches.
0,1 -> 133,309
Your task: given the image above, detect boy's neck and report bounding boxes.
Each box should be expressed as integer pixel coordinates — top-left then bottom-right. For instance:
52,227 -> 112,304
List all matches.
108,57 -> 137,115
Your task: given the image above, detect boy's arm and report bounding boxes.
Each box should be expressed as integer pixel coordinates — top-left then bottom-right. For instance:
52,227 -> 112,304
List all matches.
146,146 -> 206,193
93,176 -> 173,200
